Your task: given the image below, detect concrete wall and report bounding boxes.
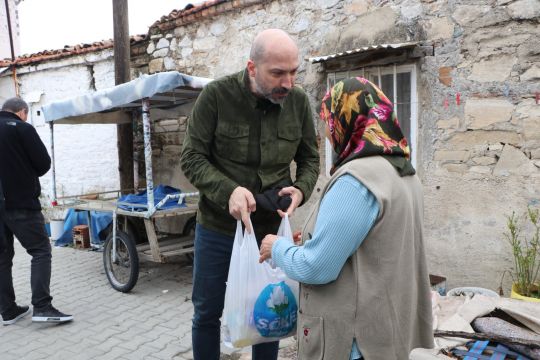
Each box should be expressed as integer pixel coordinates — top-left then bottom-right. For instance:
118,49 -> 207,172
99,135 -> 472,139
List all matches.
134,0 -> 540,290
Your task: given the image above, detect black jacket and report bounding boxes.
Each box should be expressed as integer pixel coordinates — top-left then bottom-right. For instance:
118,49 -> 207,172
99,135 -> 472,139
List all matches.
0,111 -> 51,210
0,179 -> 6,252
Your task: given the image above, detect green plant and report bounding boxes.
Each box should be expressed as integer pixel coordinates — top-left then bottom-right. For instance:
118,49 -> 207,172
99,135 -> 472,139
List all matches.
504,207 -> 540,298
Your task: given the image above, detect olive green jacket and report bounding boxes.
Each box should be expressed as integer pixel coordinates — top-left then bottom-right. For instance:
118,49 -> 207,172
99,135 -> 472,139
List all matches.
181,70 -> 320,237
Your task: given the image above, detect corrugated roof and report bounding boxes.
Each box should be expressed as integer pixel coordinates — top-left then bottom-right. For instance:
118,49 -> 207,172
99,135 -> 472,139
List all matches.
309,42 -> 420,63
0,35 -> 147,68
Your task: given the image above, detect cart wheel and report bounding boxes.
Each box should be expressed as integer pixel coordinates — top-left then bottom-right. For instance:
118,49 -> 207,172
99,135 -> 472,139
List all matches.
182,216 -> 196,263
103,230 -> 139,292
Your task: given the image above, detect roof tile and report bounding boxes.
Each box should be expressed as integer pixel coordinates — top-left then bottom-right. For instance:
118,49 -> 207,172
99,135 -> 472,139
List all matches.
0,35 -> 147,68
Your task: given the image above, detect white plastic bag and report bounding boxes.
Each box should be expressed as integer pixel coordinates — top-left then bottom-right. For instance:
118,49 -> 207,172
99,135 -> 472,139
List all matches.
222,216 -> 298,348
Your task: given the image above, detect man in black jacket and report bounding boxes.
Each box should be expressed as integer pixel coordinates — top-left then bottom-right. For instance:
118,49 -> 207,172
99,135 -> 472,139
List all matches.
0,97 -> 72,325
0,180 -> 6,254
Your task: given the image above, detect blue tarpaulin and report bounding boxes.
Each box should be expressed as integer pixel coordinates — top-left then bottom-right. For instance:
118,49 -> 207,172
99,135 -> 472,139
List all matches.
41,71 -> 211,124
118,185 -> 186,212
55,209 -> 112,247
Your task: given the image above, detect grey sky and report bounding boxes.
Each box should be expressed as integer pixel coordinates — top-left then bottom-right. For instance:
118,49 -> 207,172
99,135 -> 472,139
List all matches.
18,0 -> 193,54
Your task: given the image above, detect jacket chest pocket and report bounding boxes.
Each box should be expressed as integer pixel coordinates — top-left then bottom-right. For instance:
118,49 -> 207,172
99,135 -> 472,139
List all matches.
276,124 -> 301,164
215,122 -> 250,163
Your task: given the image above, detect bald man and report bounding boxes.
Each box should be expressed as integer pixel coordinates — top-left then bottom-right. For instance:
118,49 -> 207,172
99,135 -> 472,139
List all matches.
181,29 -> 319,359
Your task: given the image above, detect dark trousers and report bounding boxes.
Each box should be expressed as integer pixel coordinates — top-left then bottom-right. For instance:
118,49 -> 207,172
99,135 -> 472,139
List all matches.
191,224 -> 279,360
0,209 -> 52,314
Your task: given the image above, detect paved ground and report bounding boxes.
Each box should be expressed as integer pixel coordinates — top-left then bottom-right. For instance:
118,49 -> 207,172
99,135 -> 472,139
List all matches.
0,241 -> 296,360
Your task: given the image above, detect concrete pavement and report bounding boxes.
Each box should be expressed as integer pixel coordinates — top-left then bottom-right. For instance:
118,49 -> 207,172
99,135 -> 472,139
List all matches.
0,241 -> 296,360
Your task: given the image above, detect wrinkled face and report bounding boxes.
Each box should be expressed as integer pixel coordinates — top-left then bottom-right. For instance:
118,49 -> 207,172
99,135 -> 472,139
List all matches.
248,50 -> 299,104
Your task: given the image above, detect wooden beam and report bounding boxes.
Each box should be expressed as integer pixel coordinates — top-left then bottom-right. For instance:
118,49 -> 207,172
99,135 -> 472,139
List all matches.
112,0 -> 134,194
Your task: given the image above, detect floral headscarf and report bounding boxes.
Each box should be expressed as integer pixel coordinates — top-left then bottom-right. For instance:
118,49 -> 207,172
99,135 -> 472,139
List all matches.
320,77 -> 415,176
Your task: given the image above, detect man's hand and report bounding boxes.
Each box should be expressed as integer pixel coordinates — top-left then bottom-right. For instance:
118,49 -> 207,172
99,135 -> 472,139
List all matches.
277,186 -> 303,217
229,186 -> 256,233
259,234 -> 279,263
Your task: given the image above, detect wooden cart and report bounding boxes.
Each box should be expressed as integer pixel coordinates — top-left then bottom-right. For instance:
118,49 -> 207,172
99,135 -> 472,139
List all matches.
42,72 -> 211,292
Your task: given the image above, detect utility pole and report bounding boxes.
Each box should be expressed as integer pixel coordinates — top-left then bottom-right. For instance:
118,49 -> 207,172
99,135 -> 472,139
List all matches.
112,0 -> 134,193
4,0 -> 16,61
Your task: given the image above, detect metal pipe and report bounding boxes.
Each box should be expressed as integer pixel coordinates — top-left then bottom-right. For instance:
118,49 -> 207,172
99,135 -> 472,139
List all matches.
112,211 -> 117,261
142,98 -> 154,214
145,191 -> 199,218
49,122 -> 58,206
85,211 -> 94,245
393,64 -> 398,115
132,111 -> 139,190
11,66 -> 19,96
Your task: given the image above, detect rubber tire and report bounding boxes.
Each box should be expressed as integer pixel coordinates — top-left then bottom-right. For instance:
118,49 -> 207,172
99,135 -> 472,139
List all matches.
103,230 -> 139,293
182,216 -> 196,263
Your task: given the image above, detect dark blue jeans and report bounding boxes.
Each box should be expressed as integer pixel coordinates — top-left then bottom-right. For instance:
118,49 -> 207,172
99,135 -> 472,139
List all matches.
0,209 -> 52,314
191,224 -> 279,360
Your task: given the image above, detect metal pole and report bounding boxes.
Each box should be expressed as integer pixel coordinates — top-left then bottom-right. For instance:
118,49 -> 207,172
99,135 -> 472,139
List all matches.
132,111 -> 139,191
142,98 -> 154,213
49,122 -> 58,206
112,211 -> 117,261
393,64 -> 398,115
145,191 -> 199,218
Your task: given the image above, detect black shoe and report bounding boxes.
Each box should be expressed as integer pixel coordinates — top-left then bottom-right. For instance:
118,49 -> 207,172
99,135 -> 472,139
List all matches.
32,305 -> 73,323
2,305 -> 31,325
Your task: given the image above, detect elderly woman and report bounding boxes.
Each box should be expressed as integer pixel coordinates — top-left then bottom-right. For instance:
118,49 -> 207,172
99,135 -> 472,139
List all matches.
259,77 -> 433,359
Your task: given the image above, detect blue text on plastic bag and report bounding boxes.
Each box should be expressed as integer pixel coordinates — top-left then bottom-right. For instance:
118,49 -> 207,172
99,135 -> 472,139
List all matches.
253,281 -> 297,337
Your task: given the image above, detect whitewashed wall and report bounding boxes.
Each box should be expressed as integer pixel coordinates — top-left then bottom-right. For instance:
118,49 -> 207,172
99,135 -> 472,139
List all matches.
0,50 -> 119,213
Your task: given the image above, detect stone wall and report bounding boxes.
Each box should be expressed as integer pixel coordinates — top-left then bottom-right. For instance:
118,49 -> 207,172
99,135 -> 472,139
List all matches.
1,0 -> 538,291
135,0 -> 540,290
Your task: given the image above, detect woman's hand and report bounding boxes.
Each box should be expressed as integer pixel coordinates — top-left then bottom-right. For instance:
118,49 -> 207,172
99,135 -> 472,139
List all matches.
293,230 -> 302,245
259,234 -> 279,263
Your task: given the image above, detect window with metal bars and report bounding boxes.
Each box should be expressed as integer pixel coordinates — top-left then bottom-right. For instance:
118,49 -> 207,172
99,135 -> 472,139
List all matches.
325,64 -> 418,176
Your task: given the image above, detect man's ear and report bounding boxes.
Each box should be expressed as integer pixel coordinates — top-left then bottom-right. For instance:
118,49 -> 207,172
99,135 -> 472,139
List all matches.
247,59 -> 256,78
16,110 -> 28,122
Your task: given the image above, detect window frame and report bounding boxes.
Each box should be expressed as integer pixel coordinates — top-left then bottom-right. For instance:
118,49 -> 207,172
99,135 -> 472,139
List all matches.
324,64 -> 418,176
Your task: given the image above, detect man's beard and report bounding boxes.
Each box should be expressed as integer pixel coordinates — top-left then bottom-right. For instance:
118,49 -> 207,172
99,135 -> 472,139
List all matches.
253,76 -> 290,105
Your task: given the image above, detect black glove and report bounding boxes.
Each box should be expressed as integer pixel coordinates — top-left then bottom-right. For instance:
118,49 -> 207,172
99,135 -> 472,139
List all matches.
255,186 -> 292,212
